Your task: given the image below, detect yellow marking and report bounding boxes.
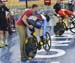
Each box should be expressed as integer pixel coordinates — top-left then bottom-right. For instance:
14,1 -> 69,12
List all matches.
25,39 -> 28,44
39,41 -> 43,46
28,57 -> 32,60
33,32 -> 36,37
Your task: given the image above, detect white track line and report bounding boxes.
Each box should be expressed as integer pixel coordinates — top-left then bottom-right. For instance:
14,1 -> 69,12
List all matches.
51,62 -> 60,63
51,35 -> 75,39
50,62 -> 60,63
52,40 -> 70,43
35,49 -> 66,58
52,43 -> 69,46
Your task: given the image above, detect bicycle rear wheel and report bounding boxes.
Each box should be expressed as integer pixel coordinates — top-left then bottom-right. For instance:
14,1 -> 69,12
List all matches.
24,37 -> 37,60
43,32 -> 51,52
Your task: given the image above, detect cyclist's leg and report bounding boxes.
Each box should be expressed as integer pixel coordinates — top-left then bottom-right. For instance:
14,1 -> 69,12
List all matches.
65,9 -> 75,27
64,17 -> 71,28
37,20 -> 47,47
34,27 -> 43,50
58,10 -> 70,28
39,27 -> 43,41
42,20 -> 47,38
36,19 -> 47,44
16,25 -> 28,59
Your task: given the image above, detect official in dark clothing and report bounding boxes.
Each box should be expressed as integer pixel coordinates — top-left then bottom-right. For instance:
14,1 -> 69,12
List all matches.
0,1 -> 10,48
0,4 -> 9,31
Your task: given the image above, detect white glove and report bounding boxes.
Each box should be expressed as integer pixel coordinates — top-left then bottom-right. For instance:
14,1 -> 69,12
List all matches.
57,14 -> 60,17
41,14 -> 46,20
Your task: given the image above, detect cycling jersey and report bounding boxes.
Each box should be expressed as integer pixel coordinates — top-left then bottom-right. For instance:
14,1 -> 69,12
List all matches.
58,9 -> 75,17
58,9 -> 67,17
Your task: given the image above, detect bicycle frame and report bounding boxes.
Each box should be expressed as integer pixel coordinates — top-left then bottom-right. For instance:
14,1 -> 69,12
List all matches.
31,19 -> 48,39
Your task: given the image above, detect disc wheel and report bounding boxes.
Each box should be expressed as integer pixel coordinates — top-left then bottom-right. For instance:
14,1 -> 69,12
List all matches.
24,37 -> 37,60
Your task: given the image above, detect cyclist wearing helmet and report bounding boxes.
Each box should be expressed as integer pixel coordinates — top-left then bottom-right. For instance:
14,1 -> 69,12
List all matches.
53,0 -> 75,28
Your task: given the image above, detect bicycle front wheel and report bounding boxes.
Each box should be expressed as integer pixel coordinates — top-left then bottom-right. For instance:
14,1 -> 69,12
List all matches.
70,27 -> 75,33
43,32 -> 51,52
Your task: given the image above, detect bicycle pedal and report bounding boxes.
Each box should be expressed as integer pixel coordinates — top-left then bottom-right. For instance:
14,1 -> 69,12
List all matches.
39,42 -> 43,46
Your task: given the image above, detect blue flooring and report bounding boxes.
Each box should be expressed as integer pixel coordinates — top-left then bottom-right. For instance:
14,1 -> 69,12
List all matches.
0,30 -> 75,63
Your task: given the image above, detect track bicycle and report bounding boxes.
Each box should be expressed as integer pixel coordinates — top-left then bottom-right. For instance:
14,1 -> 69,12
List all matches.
23,16 -> 51,60
54,16 -> 75,36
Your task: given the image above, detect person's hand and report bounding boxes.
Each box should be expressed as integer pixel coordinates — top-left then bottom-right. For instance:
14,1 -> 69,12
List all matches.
28,25 -> 33,29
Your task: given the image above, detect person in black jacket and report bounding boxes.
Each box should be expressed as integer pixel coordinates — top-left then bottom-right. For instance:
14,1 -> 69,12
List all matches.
0,0 -> 10,48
